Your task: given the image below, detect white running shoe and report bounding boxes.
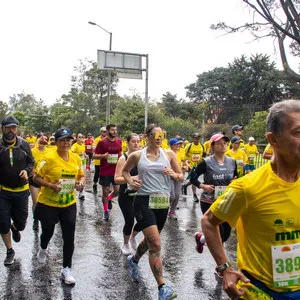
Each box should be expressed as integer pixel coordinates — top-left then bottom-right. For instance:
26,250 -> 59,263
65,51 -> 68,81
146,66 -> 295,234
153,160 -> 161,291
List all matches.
121,244 -> 132,256
37,248 -> 47,264
129,237 -> 137,251
60,267 -> 76,285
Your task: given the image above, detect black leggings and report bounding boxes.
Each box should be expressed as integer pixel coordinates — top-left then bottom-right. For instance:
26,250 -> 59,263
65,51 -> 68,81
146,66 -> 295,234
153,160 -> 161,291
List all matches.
118,191 -> 141,236
36,203 -> 76,268
200,201 -> 231,243
93,165 -> 100,184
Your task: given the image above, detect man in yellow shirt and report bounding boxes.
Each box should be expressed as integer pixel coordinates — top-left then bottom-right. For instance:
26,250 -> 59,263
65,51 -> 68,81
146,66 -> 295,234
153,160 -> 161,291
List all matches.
201,99 -> 300,299
263,143 -> 273,160
184,133 -> 205,202
244,137 -> 259,171
26,132 -> 37,149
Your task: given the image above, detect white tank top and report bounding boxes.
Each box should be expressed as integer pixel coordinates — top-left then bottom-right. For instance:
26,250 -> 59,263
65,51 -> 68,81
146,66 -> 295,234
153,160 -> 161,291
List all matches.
136,147 -> 171,196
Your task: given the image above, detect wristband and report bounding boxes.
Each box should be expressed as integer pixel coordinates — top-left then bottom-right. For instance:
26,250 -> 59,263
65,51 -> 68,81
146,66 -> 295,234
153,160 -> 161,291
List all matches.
216,262 -> 232,274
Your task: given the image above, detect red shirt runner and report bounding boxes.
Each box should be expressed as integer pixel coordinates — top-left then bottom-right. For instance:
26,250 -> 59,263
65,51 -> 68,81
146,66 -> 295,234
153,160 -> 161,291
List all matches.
95,137 -> 122,176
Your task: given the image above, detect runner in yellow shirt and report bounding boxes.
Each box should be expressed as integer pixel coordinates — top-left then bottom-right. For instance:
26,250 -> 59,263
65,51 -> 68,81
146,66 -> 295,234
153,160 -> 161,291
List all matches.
34,128 -> 84,285
183,133 -> 205,202
71,133 -> 86,200
244,137 -> 259,172
26,132 -> 37,149
201,99 -> 300,299
263,143 -> 273,160
225,137 -> 248,178
30,135 -> 50,230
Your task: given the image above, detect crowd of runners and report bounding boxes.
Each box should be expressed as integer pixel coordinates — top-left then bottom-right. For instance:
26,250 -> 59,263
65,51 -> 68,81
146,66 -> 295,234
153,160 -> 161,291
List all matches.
0,98 -> 299,299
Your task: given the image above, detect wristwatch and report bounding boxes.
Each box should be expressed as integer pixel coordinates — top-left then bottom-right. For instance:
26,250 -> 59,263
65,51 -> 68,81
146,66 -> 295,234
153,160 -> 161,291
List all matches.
216,262 -> 232,274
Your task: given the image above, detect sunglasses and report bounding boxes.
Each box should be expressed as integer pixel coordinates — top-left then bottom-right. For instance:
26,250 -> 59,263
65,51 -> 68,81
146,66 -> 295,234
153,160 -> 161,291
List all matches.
150,132 -> 165,139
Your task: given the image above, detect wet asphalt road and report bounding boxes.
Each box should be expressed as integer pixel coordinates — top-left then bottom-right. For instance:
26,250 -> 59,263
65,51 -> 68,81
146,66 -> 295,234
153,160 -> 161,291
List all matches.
0,172 -> 237,300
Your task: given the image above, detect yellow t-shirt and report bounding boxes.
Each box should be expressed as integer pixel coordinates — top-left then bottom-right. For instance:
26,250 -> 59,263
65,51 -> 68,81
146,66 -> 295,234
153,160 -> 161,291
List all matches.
26,136 -> 37,147
46,144 -> 57,151
225,148 -> 247,178
122,140 -> 128,153
177,147 -> 186,166
211,162 -> 300,293
264,143 -> 273,156
185,143 -> 204,167
71,142 -> 85,156
31,147 -> 51,170
203,140 -> 211,156
140,138 -> 147,148
93,136 -> 102,166
161,138 -> 170,150
36,150 -> 84,208
244,143 -> 259,165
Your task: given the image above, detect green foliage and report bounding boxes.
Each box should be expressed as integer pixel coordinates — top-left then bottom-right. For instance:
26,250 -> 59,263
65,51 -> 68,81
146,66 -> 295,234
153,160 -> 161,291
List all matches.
243,111 -> 269,144
0,101 -> 9,122
185,54 -> 300,125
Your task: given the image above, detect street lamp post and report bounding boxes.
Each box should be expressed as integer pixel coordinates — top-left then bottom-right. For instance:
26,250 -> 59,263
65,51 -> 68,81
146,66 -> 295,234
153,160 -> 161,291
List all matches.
88,21 -> 112,125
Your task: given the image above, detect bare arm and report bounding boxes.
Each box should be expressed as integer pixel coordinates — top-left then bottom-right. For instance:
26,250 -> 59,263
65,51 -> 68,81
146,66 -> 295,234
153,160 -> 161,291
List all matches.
201,210 -> 249,299
114,155 -> 127,185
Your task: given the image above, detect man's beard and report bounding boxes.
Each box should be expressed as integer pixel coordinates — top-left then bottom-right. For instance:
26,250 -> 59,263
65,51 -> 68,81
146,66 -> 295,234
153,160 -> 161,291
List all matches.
3,132 -> 16,141
108,133 -> 116,139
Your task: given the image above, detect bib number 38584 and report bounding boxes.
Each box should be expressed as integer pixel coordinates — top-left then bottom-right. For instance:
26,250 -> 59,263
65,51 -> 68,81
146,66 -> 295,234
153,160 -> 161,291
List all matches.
149,194 -> 169,209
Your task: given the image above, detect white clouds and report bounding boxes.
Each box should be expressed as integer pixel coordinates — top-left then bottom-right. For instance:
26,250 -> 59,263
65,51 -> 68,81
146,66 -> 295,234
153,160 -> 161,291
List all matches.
0,0 -> 296,106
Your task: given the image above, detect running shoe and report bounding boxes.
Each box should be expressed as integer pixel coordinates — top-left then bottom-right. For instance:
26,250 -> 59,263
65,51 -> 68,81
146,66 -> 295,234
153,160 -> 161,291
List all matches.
32,219 -> 39,231
168,212 -> 178,220
103,211 -> 109,220
193,195 -> 199,203
4,248 -> 15,266
194,232 -> 205,253
158,284 -> 177,300
60,267 -> 76,285
11,225 -> 21,243
121,244 -> 132,256
37,248 -> 47,264
129,237 -> 137,251
127,255 -> 140,281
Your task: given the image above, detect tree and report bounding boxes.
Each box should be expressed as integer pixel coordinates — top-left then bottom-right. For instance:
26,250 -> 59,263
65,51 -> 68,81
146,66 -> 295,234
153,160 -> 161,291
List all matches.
211,0 -> 300,81
0,101 -> 9,121
9,93 -> 39,114
185,54 -> 299,124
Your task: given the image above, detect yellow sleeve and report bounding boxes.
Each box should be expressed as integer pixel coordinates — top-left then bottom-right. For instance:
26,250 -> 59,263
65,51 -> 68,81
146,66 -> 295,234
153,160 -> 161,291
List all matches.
210,178 -> 247,228
242,150 -> 248,163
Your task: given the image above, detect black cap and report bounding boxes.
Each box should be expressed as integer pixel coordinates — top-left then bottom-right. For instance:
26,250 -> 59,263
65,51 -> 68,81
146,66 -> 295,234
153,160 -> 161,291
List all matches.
1,116 -> 19,127
54,128 -> 74,140
231,136 -> 241,144
231,125 -> 243,134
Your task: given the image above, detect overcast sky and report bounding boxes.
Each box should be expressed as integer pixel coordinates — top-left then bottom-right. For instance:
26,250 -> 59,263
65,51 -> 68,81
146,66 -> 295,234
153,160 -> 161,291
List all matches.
0,0 -> 294,106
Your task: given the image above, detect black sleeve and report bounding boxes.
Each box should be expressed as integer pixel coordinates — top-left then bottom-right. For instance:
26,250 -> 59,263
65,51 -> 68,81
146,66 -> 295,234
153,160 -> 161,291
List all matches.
190,160 -> 207,188
21,140 -> 34,174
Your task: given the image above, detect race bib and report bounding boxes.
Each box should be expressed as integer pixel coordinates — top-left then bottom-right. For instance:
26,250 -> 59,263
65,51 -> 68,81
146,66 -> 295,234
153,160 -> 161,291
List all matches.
271,243 -> 300,288
214,186 -> 227,200
86,145 -> 92,150
249,155 -> 255,164
59,179 -> 75,194
192,154 -> 200,162
107,154 -> 118,164
149,194 -> 169,209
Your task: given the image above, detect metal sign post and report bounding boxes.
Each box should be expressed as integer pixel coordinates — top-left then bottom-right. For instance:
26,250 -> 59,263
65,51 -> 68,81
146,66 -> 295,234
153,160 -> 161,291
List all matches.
97,50 -> 149,128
